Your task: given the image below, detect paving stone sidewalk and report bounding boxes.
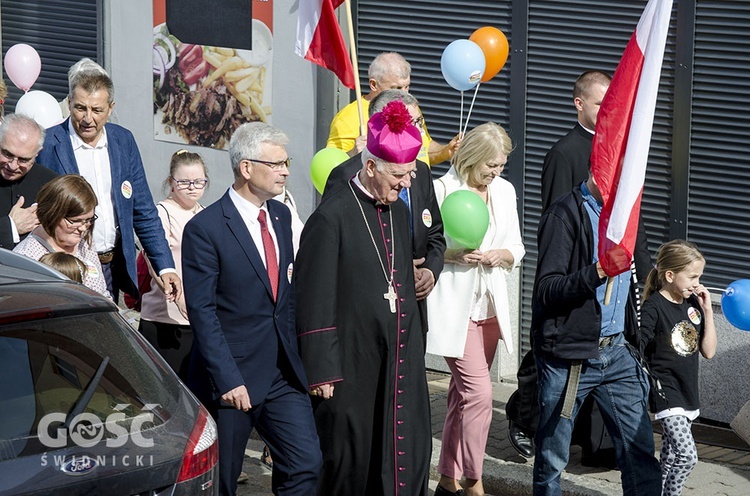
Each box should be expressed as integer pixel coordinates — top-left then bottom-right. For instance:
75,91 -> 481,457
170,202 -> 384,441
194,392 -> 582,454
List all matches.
428,375 -> 750,496
237,373 -> 750,495
121,309 -> 750,495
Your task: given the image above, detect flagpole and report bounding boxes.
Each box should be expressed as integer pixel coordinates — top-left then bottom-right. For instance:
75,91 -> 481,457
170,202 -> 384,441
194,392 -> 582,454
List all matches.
343,0 -> 366,136
604,277 -> 614,305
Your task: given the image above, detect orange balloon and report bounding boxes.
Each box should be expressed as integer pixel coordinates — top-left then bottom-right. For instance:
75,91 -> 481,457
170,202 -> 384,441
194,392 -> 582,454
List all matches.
470,26 -> 509,82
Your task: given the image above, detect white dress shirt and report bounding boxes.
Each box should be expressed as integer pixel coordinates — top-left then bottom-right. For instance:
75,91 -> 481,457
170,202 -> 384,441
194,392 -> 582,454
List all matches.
228,186 -> 279,268
68,121 -> 117,253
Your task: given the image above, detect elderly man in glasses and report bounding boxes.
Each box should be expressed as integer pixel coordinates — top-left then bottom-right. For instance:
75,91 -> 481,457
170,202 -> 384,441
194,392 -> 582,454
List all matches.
324,89 -> 446,351
296,100 -> 431,495
0,113 -> 58,250
182,122 -> 322,496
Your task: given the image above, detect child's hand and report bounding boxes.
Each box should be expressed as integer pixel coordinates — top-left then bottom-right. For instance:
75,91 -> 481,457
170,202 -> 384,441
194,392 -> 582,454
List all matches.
693,284 -> 713,313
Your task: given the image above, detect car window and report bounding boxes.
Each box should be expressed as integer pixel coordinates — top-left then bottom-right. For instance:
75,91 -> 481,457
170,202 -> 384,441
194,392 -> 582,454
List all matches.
0,312 -> 182,459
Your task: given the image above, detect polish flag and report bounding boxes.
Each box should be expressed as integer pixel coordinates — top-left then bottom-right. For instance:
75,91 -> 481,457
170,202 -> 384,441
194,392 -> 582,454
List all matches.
590,0 -> 673,276
295,0 -> 355,89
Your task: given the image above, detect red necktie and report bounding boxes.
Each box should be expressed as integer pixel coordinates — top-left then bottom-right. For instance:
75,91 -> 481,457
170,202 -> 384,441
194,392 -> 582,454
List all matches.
258,210 -> 279,301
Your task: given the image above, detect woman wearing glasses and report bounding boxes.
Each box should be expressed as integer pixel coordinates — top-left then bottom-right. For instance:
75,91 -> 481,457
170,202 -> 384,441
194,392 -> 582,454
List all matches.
138,150 -> 208,381
12,174 -> 110,297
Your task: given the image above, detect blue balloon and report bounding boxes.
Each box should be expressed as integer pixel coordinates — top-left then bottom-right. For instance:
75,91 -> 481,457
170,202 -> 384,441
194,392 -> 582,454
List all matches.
722,279 -> 750,331
440,39 -> 486,92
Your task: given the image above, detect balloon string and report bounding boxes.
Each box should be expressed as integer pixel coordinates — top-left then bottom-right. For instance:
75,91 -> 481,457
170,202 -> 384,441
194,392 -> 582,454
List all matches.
704,286 -> 727,293
462,83 -> 481,137
459,91 -> 465,137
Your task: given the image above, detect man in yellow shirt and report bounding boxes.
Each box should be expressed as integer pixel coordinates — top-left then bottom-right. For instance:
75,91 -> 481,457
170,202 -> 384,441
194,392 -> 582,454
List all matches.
327,51 -> 459,165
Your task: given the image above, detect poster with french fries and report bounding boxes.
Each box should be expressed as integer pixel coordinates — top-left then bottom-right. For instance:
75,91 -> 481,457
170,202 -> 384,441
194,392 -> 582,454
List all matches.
152,0 -> 273,149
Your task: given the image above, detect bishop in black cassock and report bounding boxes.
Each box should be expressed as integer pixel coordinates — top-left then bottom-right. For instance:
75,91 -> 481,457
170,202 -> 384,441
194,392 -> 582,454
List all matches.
295,101 -> 431,495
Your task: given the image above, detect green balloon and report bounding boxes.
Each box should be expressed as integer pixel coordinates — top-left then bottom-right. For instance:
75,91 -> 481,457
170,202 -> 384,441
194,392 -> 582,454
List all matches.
310,147 -> 349,194
441,190 -> 489,249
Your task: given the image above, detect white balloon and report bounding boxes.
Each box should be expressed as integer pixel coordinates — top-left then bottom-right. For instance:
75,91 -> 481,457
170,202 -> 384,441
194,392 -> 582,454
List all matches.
15,90 -> 64,129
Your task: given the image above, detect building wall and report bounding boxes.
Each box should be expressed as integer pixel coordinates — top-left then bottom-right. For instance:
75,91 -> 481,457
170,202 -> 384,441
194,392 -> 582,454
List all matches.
701,299 -> 750,424
107,0 -> 319,220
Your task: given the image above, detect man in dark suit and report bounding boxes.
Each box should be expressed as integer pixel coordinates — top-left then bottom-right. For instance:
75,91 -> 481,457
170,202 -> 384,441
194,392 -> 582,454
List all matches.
324,89 -> 446,331
37,70 -> 179,302
0,114 -> 57,249
182,122 -> 321,496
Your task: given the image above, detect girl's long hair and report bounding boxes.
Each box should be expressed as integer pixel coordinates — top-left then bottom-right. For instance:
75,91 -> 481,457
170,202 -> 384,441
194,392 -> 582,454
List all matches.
643,239 -> 704,300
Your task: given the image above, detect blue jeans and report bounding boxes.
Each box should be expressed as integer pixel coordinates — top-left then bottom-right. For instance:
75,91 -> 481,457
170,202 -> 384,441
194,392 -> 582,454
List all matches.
533,333 -> 661,496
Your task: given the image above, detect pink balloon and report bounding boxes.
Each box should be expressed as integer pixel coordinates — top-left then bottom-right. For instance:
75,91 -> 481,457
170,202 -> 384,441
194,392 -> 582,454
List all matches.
4,44 -> 42,92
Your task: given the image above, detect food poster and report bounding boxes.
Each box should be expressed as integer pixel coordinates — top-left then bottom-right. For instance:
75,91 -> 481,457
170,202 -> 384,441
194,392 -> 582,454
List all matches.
153,0 -> 273,149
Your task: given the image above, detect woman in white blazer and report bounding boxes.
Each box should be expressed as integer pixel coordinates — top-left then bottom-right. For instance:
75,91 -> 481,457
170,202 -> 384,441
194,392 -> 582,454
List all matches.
428,122 -> 525,496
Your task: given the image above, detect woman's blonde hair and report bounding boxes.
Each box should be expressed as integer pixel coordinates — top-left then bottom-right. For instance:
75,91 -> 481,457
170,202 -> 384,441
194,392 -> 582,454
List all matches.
39,252 -> 87,283
451,122 -> 513,185
643,239 -> 705,300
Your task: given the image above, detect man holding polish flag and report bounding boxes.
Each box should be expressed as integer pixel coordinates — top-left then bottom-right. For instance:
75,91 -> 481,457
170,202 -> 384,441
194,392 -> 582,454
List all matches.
531,1 -> 671,494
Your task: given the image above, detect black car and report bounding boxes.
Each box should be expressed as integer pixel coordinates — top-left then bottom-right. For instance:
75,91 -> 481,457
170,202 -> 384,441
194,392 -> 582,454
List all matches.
0,249 -> 218,495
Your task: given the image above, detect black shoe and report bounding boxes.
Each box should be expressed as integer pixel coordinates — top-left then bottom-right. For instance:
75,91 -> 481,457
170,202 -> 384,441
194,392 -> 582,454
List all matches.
434,485 -> 466,496
508,420 -> 535,459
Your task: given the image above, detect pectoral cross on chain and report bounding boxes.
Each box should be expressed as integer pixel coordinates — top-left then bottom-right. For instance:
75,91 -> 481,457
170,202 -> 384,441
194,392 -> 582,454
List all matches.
383,283 -> 397,313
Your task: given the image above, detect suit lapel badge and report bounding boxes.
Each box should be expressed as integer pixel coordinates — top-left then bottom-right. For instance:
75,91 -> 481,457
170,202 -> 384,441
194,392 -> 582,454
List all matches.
121,180 -> 132,199
422,208 -> 432,227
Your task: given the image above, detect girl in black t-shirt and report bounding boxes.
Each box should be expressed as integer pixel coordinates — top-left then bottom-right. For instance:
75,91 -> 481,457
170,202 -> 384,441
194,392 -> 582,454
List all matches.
640,239 -> 717,496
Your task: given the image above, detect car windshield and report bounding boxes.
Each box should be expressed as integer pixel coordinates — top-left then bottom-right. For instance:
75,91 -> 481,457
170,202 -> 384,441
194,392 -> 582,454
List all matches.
0,311 -> 182,459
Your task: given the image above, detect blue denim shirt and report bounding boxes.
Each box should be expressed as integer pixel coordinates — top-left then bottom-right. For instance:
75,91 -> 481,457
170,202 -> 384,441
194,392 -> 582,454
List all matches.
580,181 -> 630,337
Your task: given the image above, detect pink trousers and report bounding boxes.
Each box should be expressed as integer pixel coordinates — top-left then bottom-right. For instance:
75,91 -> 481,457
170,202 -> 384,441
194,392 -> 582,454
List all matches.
438,317 -> 501,480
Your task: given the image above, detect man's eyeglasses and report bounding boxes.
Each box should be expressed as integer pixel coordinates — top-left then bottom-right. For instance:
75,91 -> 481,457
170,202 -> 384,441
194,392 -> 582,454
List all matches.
0,147 -> 36,167
249,158 -> 292,171
411,116 -> 425,128
64,214 -> 98,229
171,177 -> 209,190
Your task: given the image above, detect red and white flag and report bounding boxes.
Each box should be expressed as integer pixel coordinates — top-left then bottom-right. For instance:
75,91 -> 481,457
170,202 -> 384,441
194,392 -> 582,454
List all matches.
591,0 -> 673,276
295,0 -> 355,89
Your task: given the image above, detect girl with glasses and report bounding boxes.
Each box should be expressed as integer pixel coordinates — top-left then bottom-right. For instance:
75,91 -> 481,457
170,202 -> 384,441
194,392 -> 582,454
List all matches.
138,150 -> 208,381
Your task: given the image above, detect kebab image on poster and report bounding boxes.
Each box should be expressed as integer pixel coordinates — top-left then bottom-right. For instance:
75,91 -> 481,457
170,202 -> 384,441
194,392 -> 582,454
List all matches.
152,0 -> 273,149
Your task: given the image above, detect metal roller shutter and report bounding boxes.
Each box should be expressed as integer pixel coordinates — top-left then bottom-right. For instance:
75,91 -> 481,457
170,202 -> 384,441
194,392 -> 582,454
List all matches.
353,1 -> 747,359
355,1 -> 512,178
1,0 -> 100,110
687,2 -> 750,288
522,0 -> 675,354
